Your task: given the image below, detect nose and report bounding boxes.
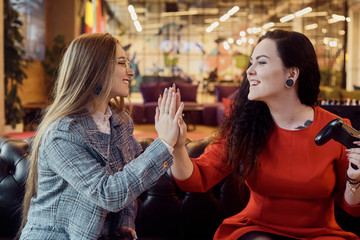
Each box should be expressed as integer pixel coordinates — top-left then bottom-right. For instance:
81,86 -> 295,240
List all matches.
246,64 -> 255,76
127,66 -> 135,77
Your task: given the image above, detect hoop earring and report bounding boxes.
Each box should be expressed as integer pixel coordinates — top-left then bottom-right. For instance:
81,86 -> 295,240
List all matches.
285,79 -> 294,88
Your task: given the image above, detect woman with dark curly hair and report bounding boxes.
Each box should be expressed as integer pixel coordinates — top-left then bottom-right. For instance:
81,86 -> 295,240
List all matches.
169,30 -> 360,239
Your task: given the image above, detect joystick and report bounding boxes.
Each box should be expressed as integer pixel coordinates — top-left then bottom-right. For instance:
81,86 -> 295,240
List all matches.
315,118 -> 360,170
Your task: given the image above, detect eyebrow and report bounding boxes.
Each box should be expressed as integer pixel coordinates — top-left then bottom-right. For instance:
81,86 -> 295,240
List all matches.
250,55 -> 270,61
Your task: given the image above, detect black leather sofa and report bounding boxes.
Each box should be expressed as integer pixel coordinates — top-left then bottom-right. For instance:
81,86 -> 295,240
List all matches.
0,136 -> 359,240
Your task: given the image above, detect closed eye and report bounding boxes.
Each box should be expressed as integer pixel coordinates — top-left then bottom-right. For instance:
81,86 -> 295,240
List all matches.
117,60 -> 127,65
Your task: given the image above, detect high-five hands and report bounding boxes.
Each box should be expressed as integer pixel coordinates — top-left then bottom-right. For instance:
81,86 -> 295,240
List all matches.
155,86 -> 184,147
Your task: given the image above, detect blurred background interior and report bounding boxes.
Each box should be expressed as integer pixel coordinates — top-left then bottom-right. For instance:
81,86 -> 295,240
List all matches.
2,0 -> 360,136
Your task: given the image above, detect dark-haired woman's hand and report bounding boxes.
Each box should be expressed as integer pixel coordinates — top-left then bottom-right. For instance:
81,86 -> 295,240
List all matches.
344,141 -> 360,205
114,227 -> 137,240
346,142 -> 360,179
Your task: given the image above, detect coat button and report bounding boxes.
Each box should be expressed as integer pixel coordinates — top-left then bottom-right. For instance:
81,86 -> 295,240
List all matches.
163,161 -> 168,168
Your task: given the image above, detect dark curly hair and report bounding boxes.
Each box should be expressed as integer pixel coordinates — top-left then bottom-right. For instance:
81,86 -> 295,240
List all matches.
218,29 -> 320,181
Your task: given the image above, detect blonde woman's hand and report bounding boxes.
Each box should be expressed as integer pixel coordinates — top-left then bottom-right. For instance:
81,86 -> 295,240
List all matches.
155,86 -> 184,147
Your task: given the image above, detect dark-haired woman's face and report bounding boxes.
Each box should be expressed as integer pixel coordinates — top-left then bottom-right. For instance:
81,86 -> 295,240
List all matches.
246,39 -> 289,104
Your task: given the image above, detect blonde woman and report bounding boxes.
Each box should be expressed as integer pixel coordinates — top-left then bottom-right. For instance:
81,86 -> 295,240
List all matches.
19,33 -> 183,240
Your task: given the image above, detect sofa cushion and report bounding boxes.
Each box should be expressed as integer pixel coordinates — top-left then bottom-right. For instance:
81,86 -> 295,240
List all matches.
0,137 -> 29,238
175,82 -> 198,102
140,82 -> 172,103
214,84 -> 240,102
202,103 -> 222,126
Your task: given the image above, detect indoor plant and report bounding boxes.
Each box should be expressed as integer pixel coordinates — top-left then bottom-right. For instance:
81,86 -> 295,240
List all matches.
42,34 -> 66,100
4,0 -> 27,129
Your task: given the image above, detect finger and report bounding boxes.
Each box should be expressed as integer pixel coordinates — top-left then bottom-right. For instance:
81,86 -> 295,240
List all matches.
169,91 -> 177,117
174,101 -> 184,119
348,158 -> 360,169
154,106 -> 159,123
347,152 -> 360,161
164,89 -> 174,114
347,147 -> 360,154
158,94 -> 162,108
160,88 -> 168,114
176,88 -> 181,109
347,153 -> 360,170
178,117 -> 187,135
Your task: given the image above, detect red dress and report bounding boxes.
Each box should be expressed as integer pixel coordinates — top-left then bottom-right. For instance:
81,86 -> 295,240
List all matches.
174,106 -> 360,240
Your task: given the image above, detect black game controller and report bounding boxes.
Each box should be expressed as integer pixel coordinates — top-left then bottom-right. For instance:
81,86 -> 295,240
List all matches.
315,118 -> 360,170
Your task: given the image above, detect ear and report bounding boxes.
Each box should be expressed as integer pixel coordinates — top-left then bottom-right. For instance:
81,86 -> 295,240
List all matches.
287,67 -> 300,82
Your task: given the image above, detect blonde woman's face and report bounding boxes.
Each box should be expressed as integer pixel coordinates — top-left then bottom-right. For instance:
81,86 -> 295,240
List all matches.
109,44 -> 135,99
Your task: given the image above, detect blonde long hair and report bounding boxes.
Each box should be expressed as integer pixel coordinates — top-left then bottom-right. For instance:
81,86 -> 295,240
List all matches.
19,33 -> 127,235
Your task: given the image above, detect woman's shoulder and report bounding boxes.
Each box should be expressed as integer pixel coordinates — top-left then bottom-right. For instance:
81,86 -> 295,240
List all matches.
43,115 -> 92,142
314,105 -> 351,125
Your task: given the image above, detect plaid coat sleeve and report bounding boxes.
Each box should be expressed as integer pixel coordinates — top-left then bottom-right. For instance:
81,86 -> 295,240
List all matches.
40,130 -> 173,212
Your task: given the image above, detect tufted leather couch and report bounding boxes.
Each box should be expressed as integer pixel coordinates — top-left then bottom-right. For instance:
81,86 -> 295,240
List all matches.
0,136 -> 359,240
0,136 -> 249,240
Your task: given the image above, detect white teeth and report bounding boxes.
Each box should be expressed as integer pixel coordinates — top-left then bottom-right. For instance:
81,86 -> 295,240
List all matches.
250,81 -> 260,86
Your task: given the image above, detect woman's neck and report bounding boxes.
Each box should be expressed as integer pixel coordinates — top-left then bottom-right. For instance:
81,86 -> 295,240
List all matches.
268,100 -> 314,130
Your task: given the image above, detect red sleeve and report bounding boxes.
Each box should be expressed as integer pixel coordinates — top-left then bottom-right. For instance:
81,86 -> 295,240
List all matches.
335,118 -> 360,216
173,139 -> 232,193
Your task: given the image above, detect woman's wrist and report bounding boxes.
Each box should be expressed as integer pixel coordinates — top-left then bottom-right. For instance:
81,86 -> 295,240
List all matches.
346,172 -> 360,185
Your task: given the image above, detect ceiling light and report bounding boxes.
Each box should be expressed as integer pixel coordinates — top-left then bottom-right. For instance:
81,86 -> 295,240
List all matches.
223,42 -> 230,50
240,31 -> 246,37
305,23 -> 318,30
134,20 -> 142,32
280,14 -> 295,23
253,28 -> 261,34
263,22 -> 274,29
236,39 -> 242,45
322,28 -> 327,33
228,38 -> 234,44
346,17 -> 351,22
205,22 -> 219,33
220,13 -> 230,22
295,7 -> 312,17
328,18 -> 340,24
228,6 -> 239,15
248,38 -> 255,45
339,30 -> 345,35
332,14 -> 345,21
329,41 -> 337,47
128,5 -> 137,20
